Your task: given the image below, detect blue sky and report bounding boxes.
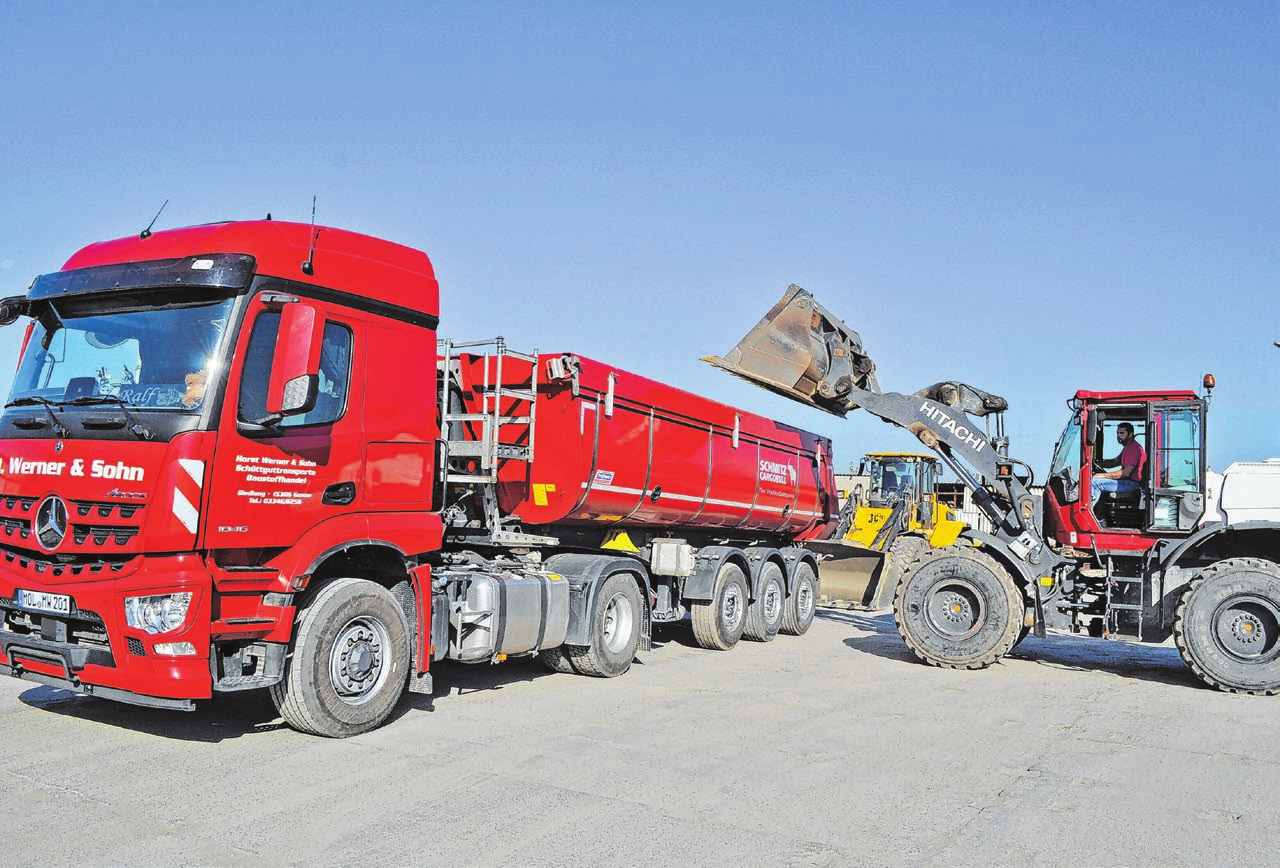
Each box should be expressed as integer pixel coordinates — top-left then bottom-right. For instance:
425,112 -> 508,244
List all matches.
1,3 -> 1276,476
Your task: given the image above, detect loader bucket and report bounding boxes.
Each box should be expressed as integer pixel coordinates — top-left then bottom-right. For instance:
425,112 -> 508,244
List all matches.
803,540 -> 896,610
704,284 -> 879,417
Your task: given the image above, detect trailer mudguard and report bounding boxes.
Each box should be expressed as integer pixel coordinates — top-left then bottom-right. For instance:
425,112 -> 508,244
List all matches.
544,553 -> 652,649
778,546 -> 821,595
741,546 -> 789,599
682,546 -> 752,602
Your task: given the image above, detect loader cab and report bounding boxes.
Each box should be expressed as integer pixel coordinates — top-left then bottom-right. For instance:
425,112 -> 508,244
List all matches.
1044,389 -> 1207,553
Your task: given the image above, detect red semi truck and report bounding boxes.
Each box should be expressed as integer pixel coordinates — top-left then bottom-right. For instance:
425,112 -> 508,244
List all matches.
0,220 -> 836,736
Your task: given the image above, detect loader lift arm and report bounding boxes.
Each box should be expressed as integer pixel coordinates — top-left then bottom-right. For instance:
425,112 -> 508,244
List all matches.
705,285 -> 1065,577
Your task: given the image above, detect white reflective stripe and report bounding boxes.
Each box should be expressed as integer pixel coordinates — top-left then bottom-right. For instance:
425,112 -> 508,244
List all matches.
173,490 -> 199,533
580,482 -> 821,518
178,459 -> 204,487
173,459 -> 204,533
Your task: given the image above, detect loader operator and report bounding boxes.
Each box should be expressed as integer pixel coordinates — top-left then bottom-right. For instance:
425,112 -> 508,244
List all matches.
1091,422 -> 1146,505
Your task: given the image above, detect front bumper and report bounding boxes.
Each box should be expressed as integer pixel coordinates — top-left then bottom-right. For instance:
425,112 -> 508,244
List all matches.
0,554 -> 215,703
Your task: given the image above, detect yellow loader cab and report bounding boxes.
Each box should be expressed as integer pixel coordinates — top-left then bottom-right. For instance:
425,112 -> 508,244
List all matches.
816,452 -> 967,608
843,453 -> 964,549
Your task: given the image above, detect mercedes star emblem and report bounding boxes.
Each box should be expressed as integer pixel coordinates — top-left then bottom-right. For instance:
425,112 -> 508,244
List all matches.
35,495 -> 69,551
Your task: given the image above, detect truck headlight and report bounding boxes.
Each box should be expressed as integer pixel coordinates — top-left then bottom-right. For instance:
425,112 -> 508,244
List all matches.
124,592 -> 193,634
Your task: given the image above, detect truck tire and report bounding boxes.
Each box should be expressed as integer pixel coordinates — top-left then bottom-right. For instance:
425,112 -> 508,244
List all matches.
781,561 -> 818,636
565,572 -> 642,678
537,646 -> 578,674
744,562 -> 785,642
692,563 -> 749,650
893,546 -> 1022,669
1174,558 -> 1280,696
270,577 -> 410,738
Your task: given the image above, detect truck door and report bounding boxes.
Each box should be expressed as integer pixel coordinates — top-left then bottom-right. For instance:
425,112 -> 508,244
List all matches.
203,292 -> 366,552
1145,401 -> 1206,532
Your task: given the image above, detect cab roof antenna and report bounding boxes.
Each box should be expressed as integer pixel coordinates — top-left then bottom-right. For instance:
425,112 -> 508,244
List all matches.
140,199 -> 169,240
301,196 -> 321,276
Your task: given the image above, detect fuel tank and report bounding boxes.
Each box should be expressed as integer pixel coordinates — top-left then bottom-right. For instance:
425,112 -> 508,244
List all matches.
451,352 -> 838,541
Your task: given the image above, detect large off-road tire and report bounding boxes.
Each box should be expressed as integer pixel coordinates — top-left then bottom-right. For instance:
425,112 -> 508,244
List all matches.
875,535 -> 927,609
692,563 -> 749,650
1174,557 -> 1280,696
893,545 -> 1023,669
744,562 -> 785,642
781,561 -> 818,636
270,578 -> 410,738
565,572 -> 642,677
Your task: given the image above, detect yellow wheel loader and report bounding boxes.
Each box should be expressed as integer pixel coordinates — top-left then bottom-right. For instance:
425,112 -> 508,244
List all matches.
812,452 -> 967,609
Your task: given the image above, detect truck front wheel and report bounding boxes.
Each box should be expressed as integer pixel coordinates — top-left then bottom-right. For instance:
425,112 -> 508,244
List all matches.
270,577 -> 410,738
893,546 -> 1022,669
1174,558 -> 1280,696
692,563 -> 748,650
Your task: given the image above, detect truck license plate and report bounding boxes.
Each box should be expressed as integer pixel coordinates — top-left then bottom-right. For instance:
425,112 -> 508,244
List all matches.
15,589 -> 72,615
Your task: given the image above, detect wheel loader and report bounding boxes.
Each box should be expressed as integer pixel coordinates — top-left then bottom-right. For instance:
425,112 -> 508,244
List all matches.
813,452 -> 967,609
707,284 -> 1280,696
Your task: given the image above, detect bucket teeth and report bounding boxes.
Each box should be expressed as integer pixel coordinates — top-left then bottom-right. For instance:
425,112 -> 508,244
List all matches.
704,284 -> 878,416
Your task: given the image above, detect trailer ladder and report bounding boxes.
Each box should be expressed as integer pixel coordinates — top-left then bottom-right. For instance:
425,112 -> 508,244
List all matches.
438,337 -> 556,546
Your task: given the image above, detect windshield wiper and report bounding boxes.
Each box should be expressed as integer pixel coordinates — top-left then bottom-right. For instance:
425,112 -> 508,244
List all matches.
4,396 -> 71,438
67,395 -> 154,440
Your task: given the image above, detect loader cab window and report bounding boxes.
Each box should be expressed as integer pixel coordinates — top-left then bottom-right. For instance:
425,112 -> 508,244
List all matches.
1048,412 -> 1083,499
862,455 -> 914,506
1089,408 -> 1148,529
1148,404 -> 1204,531
238,311 -> 353,429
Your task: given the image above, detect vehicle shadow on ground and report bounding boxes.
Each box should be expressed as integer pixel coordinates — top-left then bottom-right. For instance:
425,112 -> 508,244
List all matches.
822,606 -> 1204,691
17,683 -> 287,742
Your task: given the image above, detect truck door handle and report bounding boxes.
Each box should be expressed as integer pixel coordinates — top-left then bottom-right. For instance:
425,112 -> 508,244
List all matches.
322,481 -> 357,505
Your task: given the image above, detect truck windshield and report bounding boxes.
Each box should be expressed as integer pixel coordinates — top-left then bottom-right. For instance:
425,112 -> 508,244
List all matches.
7,297 -> 235,412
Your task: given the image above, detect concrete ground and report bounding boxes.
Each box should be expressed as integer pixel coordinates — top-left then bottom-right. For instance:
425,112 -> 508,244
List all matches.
0,609 -> 1275,867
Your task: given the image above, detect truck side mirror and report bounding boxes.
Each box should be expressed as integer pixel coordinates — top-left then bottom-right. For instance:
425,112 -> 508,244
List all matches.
0,296 -> 31,327
1085,409 -> 1097,446
265,302 -> 323,417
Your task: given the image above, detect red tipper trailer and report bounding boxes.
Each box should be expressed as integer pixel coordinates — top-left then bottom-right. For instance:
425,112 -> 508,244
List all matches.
0,220 -> 836,736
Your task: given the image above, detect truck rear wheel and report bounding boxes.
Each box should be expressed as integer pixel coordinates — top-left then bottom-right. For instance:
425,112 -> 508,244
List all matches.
744,563 -> 785,642
270,577 -> 410,738
565,572 -> 642,678
692,563 -> 749,650
781,561 -> 818,636
894,546 -> 1022,669
1174,558 -> 1280,696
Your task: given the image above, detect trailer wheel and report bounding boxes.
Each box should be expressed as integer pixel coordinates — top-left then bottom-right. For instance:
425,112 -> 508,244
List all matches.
781,561 -> 818,636
1174,558 -> 1280,696
744,563 -> 785,642
692,563 -> 749,650
893,546 -> 1022,669
270,578 -> 410,738
537,646 -> 577,674
565,573 -> 642,678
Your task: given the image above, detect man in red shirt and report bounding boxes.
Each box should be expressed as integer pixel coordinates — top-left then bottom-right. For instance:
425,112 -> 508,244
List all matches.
1091,422 -> 1146,505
